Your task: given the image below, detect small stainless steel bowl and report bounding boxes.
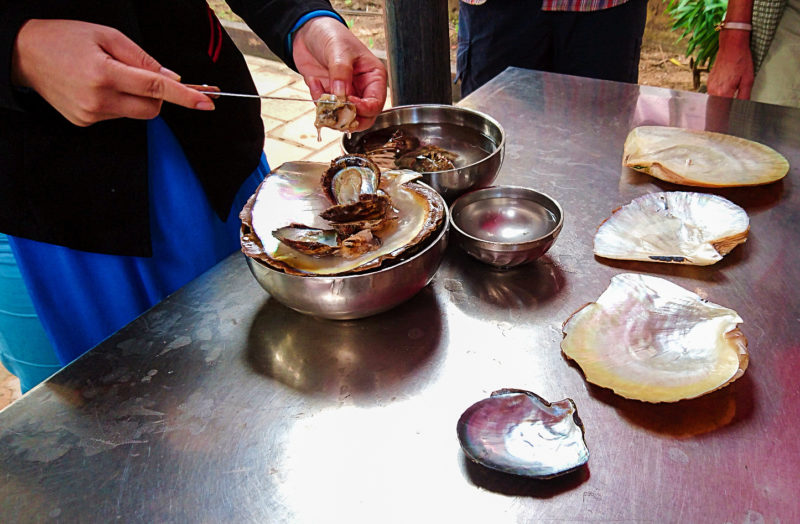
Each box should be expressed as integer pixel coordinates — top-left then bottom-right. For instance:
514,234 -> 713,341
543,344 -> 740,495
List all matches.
245,206 -> 450,320
449,186 -> 563,268
342,104 -> 505,203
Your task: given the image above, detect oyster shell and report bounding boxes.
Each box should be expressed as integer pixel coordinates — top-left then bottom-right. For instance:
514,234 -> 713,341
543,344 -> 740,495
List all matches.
561,274 -> 749,403
314,94 -> 358,140
396,145 -> 458,172
320,155 -> 390,223
457,389 -> 589,479
240,162 -> 445,276
623,126 -> 789,187
271,224 -> 339,257
594,192 -> 750,265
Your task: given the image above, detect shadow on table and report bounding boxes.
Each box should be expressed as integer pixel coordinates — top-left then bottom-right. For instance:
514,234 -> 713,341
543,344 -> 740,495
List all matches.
568,357 -> 755,437
443,247 -> 566,318
245,287 -> 444,405
461,454 -> 589,497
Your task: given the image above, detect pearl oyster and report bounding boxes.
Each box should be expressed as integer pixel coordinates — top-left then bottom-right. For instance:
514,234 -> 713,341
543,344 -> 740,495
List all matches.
396,145 -> 458,172
593,192 -> 750,265
240,159 -> 445,276
314,94 -> 358,140
623,126 -> 789,187
457,389 -> 589,479
561,274 -> 749,403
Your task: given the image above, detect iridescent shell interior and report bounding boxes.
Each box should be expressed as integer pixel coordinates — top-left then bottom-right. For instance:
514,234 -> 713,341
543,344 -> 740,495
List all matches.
457,389 -> 589,479
561,273 -> 749,403
594,192 -> 750,265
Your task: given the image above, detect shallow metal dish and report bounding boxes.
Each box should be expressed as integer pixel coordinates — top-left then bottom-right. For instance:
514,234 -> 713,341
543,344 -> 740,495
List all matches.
245,201 -> 449,320
449,186 -> 563,268
342,104 -> 505,203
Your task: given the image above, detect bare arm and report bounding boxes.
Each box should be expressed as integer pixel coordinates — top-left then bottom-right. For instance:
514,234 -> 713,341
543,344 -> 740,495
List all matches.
707,0 -> 755,99
11,19 -> 217,126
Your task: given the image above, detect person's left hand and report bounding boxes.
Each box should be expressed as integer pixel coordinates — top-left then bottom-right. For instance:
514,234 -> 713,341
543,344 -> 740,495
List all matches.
292,16 -> 387,130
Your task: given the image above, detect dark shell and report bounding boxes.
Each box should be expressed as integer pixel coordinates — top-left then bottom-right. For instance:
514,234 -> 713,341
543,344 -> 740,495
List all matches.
396,145 -> 457,172
456,388 -> 589,479
271,224 -> 339,257
320,193 -> 390,223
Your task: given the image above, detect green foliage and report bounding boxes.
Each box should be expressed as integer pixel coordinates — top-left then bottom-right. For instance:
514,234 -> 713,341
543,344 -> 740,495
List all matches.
664,0 -> 728,69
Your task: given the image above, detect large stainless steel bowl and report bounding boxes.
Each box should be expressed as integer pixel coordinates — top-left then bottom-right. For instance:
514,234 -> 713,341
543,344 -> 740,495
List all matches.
342,104 -> 505,203
245,206 -> 450,320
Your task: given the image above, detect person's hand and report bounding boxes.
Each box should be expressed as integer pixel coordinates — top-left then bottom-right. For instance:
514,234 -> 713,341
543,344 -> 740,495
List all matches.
707,29 -> 754,99
11,19 -> 216,127
292,16 -> 387,130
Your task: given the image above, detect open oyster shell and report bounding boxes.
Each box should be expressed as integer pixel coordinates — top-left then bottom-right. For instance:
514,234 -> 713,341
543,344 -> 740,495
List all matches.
457,389 -> 589,479
594,192 -> 750,265
623,126 -> 789,187
240,162 -> 445,276
561,274 -> 748,403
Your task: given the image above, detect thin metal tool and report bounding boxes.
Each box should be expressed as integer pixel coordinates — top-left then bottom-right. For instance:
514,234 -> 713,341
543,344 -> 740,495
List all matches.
198,91 -> 316,102
186,84 -> 319,103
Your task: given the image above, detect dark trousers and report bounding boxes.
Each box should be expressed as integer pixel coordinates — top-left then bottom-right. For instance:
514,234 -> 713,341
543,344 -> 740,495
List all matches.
457,0 -> 649,96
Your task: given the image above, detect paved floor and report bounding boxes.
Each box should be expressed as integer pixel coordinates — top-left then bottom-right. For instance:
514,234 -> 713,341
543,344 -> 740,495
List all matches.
0,54 -> 385,412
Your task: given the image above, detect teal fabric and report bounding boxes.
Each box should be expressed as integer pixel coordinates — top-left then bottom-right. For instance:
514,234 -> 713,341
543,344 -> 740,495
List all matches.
0,233 -> 61,393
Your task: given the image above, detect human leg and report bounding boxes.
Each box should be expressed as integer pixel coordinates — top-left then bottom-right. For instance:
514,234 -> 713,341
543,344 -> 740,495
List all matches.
549,0 -> 648,83
751,0 -> 800,107
457,0 -> 552,96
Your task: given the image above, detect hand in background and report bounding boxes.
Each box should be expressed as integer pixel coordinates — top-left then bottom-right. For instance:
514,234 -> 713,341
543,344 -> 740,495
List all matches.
707,30 -> 754,99
12,19 -> 216,126
292,16 -> 387,130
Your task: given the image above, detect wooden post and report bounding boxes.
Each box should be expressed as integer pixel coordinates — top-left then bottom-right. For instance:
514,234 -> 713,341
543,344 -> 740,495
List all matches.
383,0 -> 452,106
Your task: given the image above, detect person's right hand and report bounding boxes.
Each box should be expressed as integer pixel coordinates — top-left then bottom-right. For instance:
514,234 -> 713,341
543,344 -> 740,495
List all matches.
11,19 -> 216,126
707,29 -> 754,99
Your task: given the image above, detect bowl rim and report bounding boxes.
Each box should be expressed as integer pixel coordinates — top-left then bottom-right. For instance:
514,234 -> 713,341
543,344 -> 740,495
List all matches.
246,181 -> 451,281
448,185 -> 564,248
341,104 -> 506,175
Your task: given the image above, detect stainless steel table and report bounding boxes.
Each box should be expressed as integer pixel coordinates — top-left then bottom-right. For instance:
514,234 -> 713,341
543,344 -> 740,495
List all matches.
2,68 -> 798,523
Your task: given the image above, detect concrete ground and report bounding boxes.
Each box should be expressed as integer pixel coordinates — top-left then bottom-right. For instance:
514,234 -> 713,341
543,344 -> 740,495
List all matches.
0,54 -> 378,412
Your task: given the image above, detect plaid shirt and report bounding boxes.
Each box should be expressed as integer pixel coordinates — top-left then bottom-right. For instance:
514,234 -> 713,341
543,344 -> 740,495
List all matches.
751,0 -> 788,72
461,0 -> 631,11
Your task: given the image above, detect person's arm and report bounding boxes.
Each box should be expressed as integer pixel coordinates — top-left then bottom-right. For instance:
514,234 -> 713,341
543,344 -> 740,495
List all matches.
707,0 -> 755,99
9,19 -> 217,126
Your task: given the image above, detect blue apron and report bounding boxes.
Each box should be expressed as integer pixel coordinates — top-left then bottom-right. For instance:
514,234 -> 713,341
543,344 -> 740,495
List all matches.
0,117 -> 267,392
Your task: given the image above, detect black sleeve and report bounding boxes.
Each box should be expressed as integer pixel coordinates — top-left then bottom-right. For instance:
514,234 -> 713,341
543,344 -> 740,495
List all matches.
224,0 -> 342,70
0,3 -> 41,111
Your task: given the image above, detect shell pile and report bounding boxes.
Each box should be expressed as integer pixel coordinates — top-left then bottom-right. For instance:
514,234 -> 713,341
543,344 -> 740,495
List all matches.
561,273 -> 749,403
623,126 -> 789,187
365,129 -> 459,173
240,155 -> 445,276
457,389 -> 589,478
593,192 -> 750,265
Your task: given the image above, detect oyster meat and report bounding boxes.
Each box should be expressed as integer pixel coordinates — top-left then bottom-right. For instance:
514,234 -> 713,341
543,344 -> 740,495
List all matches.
623,126 -> 789,187
396,145 -> 458,172
594,192 -> 750,265
457,389 -> 589,479
314,94 -> 358,140
240,159 -> 445,276
561,273 -> 749,403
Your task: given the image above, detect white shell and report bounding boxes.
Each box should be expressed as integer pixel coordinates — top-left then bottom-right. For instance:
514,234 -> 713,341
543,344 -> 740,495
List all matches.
593,192 -> 749,265
561,273 -> 748,403
623,126 -> 789,187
